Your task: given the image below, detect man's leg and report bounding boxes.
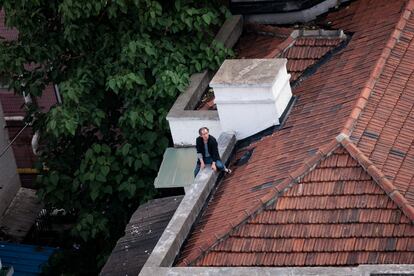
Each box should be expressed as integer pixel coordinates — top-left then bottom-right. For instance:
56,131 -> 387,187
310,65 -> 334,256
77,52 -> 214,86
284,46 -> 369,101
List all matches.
215,160 -> 225,171
194,162 -> 201,177
215,160 -> 231,173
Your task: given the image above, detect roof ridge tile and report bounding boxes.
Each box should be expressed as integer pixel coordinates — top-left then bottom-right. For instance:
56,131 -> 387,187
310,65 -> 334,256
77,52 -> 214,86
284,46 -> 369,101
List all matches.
341,0 -> 414,136
337,134 -> 414,222
265,35 -> 295,58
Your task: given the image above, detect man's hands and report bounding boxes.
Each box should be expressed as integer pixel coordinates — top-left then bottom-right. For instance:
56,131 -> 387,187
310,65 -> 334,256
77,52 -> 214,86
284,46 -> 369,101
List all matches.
200,161 -> 217,172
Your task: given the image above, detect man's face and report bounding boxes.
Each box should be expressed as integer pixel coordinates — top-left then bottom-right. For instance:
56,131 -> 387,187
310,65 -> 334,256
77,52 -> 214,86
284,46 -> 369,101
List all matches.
200,129 -> 209,141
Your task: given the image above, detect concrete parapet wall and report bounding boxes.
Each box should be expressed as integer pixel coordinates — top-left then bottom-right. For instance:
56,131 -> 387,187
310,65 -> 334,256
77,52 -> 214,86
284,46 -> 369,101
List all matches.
141,264 -> 414,276
167,71 -> 221,146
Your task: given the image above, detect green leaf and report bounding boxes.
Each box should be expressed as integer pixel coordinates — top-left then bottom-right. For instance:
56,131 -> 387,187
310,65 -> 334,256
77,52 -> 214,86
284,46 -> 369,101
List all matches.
144,111 -> 153,123
174,0 -> 181,11
50,172 -> 59,185
85,149 -> 93,161
96,174 -> 106,182
126,183 -> 136,197
97,156 -> 105,165
93,144 -> 101,153
122,143 -> 131,156
90,189 -> 99,201
101,144 -> 111,154
144,45 -> 156,56
134,159 -> 142,170
142,153 -> 150,166
86,214 -> 93,224
202,14 -> 212,25
101,166 -> 110,176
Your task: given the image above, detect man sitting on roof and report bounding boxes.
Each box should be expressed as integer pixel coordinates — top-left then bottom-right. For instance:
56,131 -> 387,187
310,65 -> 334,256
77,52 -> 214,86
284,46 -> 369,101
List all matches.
194,127 -> 231,177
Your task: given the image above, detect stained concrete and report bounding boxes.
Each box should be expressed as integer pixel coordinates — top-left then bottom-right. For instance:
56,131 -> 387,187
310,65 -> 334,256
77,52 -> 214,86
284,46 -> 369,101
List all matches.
140,264 -> 414,276
210,59 -> 287,88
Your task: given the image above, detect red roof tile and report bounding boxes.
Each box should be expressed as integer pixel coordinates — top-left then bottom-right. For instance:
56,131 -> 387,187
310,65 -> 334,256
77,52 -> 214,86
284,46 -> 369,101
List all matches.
235,25 -> 345,82
280,37 -> 344,82
349,1 -> 414,205
188,145 -> 414,266
178,0 -> 414,267
235,24 -> 292,59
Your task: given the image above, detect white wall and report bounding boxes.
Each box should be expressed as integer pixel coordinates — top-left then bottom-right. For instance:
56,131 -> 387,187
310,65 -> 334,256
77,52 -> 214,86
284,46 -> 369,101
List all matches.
167,117 -> 222,146
211,59 -> 292,140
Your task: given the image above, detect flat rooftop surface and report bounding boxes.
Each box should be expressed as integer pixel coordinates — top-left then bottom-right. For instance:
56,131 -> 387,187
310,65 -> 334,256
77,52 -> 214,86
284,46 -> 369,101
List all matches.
210,59 -> 286,87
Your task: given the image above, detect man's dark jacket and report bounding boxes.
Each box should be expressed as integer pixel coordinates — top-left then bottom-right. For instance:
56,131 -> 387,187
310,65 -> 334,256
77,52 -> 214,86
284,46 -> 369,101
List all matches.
196,135 -> 221,163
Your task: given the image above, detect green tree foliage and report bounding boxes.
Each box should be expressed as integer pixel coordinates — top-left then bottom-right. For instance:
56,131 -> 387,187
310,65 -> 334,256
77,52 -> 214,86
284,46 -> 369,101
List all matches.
0,0 -> 232,273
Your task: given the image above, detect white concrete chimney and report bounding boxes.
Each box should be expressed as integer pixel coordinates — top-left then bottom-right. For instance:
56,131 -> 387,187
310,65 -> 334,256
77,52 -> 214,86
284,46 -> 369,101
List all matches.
210,59 -> 292,140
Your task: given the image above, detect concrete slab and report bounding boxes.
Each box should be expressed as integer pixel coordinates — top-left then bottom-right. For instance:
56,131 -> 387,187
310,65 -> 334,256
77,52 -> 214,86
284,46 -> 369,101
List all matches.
210,59 -> 287,88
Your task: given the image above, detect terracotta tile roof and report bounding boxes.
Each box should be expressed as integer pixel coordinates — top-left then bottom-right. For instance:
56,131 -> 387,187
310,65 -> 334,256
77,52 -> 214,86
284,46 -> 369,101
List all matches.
278,37 -> 344,81
347,2 -> 414,205
235,24 -> 292,59
178,0 -> 414,267
236,24 -> 345,82
189,139 -> 414,266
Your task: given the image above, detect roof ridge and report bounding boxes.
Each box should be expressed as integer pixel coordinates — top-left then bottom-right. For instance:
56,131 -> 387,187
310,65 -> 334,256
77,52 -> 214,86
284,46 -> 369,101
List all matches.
341,0 -> 414,136
265,28 -> 346,59
336,133 -> 414,222
264,33 -> 296,59
183,138 -> 340,266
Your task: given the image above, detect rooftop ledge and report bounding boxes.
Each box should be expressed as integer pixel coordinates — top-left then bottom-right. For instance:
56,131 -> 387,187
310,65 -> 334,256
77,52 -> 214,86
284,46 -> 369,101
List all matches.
209,59 -> 287,88
140,265 -> 414,276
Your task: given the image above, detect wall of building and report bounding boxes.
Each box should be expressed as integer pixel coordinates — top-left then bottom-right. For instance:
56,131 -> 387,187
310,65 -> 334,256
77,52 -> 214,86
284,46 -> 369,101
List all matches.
0,100 -> 21,217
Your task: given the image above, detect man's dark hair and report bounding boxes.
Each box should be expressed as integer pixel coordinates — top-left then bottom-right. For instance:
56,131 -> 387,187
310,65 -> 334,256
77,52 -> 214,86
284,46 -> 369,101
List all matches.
198,127 -> 209,135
